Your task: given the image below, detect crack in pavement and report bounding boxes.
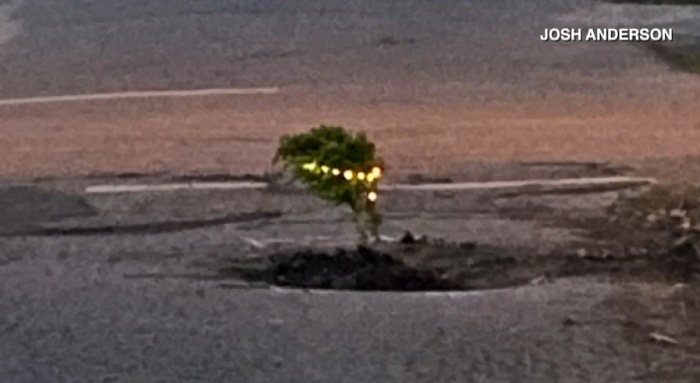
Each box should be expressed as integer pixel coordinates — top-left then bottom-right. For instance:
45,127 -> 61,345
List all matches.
1,211 -> 282,237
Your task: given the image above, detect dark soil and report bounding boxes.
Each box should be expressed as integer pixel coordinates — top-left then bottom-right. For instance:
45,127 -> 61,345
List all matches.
221,242 -> 466,291
255,246 -> 461,291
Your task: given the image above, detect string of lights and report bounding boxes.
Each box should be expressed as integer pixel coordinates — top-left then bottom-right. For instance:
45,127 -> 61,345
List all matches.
301,162 -> 381,201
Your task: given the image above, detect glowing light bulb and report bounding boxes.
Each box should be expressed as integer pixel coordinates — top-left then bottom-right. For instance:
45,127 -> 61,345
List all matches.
357,172 -> 365,180
367,191 -> 378,202
343,170 -> 353,180
371,166 -> 382,178
321,165 -> 330,173
331,168 -> 340,176
367,174 -> 375,182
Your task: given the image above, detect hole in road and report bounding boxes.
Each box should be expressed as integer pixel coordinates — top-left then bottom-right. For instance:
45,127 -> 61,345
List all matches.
218,233 -> 525,292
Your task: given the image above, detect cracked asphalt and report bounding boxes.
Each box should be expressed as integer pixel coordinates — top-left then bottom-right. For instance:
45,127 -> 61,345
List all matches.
1,173 -> 699,382
2,0 -> 700,381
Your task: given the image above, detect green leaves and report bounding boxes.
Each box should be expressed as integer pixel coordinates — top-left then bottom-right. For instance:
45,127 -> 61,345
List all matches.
274,125 -> 378,171
273,125 -> 384,242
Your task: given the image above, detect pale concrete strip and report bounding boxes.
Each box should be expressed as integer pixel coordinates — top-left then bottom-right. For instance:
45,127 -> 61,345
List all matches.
84,176 -> 656,194
190,182 -> 268,190
242,236 -> 350,249
380,176 -> 657,191
0,87 -> 280,106
85,182 -> 268,194
242,237 -> 266,249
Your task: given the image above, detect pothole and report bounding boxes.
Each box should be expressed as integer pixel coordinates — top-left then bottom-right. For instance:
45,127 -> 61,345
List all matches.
219,234 -> 526,292
215,227 -> 693,292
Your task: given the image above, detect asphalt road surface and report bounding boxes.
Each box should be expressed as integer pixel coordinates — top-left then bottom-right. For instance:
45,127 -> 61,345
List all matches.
2,0 -> 700,382
1,0 -> 697,98
1,177 -> 699,382
2,0 -> 700,181
0,0 -> 615,97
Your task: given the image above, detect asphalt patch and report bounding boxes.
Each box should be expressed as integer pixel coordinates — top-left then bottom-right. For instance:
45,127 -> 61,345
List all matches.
0,186 -> 97,235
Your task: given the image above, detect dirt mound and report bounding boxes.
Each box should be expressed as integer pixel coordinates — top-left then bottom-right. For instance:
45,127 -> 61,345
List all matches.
243,245 -> 462,291
219,235 -> 530,291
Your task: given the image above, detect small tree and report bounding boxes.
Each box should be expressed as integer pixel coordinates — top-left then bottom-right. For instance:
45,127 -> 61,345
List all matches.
273,125 -> 384,243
